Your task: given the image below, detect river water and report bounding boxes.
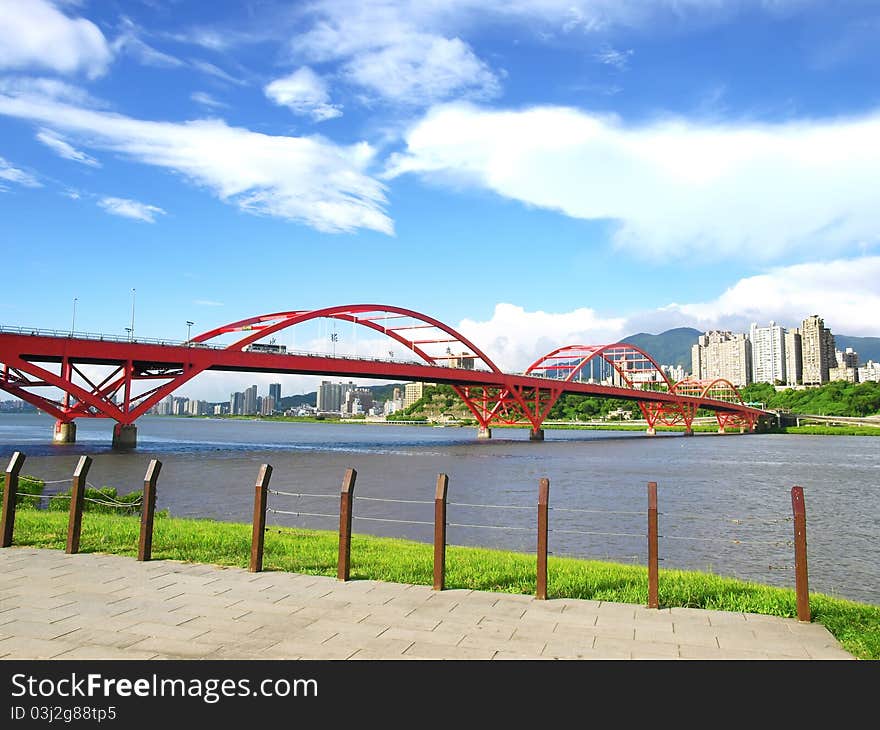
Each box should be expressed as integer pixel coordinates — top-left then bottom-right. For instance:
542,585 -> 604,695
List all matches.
1,413 -> 876,606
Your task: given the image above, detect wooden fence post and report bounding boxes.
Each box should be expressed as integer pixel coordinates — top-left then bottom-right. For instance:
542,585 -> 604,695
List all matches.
65,455 -> 92,554
249,464 -> 273,573
1,451 -> 25,548
433,473 -> 449,591
137,459 -> 162,562
536,477 -> 550,600
337,468 -> 357,581
647,481 -> 659,609
791,486 -> 810,622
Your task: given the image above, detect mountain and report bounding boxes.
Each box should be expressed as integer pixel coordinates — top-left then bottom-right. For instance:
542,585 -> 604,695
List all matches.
621,328 -> 880,369
621,327 -> 701,368
835,335 -> 880,364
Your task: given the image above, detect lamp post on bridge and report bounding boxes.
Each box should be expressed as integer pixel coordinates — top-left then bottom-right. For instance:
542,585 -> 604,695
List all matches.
186,320 -> 194,343
71,297 -> 77,335
129,288 -> 136,341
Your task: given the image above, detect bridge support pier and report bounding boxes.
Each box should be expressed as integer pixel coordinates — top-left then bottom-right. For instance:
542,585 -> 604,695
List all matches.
53,420 -> 76,444
529,428 -> 545,442
476,426 -> 492,440
646,427 -> 656,436
718,427 -> 726,435
112,423 -> 137,449
683,428 -> 694,437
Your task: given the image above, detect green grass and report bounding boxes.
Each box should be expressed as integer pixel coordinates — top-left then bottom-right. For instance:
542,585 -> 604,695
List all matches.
6,508 -> 879,660
777,425 -> 880,436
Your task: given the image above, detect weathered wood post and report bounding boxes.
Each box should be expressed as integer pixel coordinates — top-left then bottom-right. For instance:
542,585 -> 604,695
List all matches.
65,455 -> 92,554
536,477 -> 550,600
337,468 -> 357,581
137,459 -> 161,561
249,464 -> 273,573
433,473 -> 449,591
0,451 -> 25,548
647,481 -> 659,609
791,486 -> 810,622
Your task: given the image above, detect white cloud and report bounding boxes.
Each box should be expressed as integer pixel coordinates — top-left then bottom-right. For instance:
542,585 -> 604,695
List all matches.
0,0 -> 113,78
0,156 -> 41,187
190,59 -> 247,86
290,3 -> 500,105
36,128 -> 99,166
387,102 -> 880,261
594,45 -> 633,70
194,299 -> 224,307
455,256 -> 880,373
0,85 -> 393,235
190,91 -> 228,109
98,196 -> 165,223
457,303 -> 627,372
265,67 -> 342,121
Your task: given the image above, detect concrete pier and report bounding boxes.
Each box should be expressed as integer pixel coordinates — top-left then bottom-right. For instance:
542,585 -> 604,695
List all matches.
646,427 -> 656,436
683,428 -> 694,437
52,420 -> 76,444
529,428 -> 545,441
112,423 -> 137,449
476,426 -> 492,440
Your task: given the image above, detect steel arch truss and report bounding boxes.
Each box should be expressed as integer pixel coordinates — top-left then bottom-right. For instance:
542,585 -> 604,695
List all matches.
191,304 -> 502,373
525,344 -> 673,391
671,377 -> 758,432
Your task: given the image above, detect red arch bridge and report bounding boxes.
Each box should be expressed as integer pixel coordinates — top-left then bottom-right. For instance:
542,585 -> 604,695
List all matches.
0,304 -> 765,448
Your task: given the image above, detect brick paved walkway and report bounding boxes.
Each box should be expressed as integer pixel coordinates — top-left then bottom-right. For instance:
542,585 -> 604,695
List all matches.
0,548 -> 856,660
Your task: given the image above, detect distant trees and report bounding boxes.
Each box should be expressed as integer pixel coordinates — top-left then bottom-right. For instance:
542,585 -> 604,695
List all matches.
739,381 -> 880,417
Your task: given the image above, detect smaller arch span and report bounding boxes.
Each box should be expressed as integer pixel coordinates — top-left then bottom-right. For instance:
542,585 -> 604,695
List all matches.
524,343 -> 674,392
671,377 -> 746,405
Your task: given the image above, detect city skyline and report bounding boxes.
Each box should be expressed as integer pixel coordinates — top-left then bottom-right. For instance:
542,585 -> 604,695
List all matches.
2,2 -> 880,404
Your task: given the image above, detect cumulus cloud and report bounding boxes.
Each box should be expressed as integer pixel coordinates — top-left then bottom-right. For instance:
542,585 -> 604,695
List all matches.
0,85 -> 393,235
265,67 -> 342,121
98,196 -> 166,223
0,0 -> 113,78
36,128 -> 99,166
290,2 -> 500,105
387,102 -> 880,261
454,256 -> 880,372
0,156 -> 41,188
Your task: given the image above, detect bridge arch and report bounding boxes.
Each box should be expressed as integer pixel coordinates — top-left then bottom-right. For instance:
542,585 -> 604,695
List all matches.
191,304 -> 502,374
671,377 -> 757,432
524,343 -> 673,391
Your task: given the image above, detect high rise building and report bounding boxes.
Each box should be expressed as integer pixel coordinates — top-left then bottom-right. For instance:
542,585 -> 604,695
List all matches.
784,328 -> 803,386
801,315 -> 836,386
749,321 -> 786,384
229,391 -> 244,415
403,381 -> 436,408
316,380 -> 356,413
691,331 -> 752,387
244,385 -> 258,415
269,383 -> 281,405
260,395 -> 275,415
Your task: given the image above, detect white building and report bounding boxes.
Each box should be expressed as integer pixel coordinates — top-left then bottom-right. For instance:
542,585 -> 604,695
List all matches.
750,321 -> 786,384
857,361 -> 880,383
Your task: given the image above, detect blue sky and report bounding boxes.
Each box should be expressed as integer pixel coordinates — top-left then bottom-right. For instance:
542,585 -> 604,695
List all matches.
1,1 -> 879,399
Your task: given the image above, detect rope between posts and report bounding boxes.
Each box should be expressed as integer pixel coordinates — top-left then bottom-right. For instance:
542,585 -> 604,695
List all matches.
82,496 -> 142,508
550,507 -> 643,516
448,502 -> 532,510
268,489 -> 335,499
661,534 -> 793,547
353,515 -> 433,526
267,508 -> 336,519
550,528 -> 644,538
660,511 -> 792,523
447,522 -> 533,531
356,496 -> 433,505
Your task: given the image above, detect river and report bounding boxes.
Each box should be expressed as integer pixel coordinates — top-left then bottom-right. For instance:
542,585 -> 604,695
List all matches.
1,413 -> 876,606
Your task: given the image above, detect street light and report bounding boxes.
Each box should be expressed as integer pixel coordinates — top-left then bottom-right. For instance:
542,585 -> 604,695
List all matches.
125,327 -> 132,341
129,288 -> 136,341
71,297 -> 77,335
186,320 -> 194,343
